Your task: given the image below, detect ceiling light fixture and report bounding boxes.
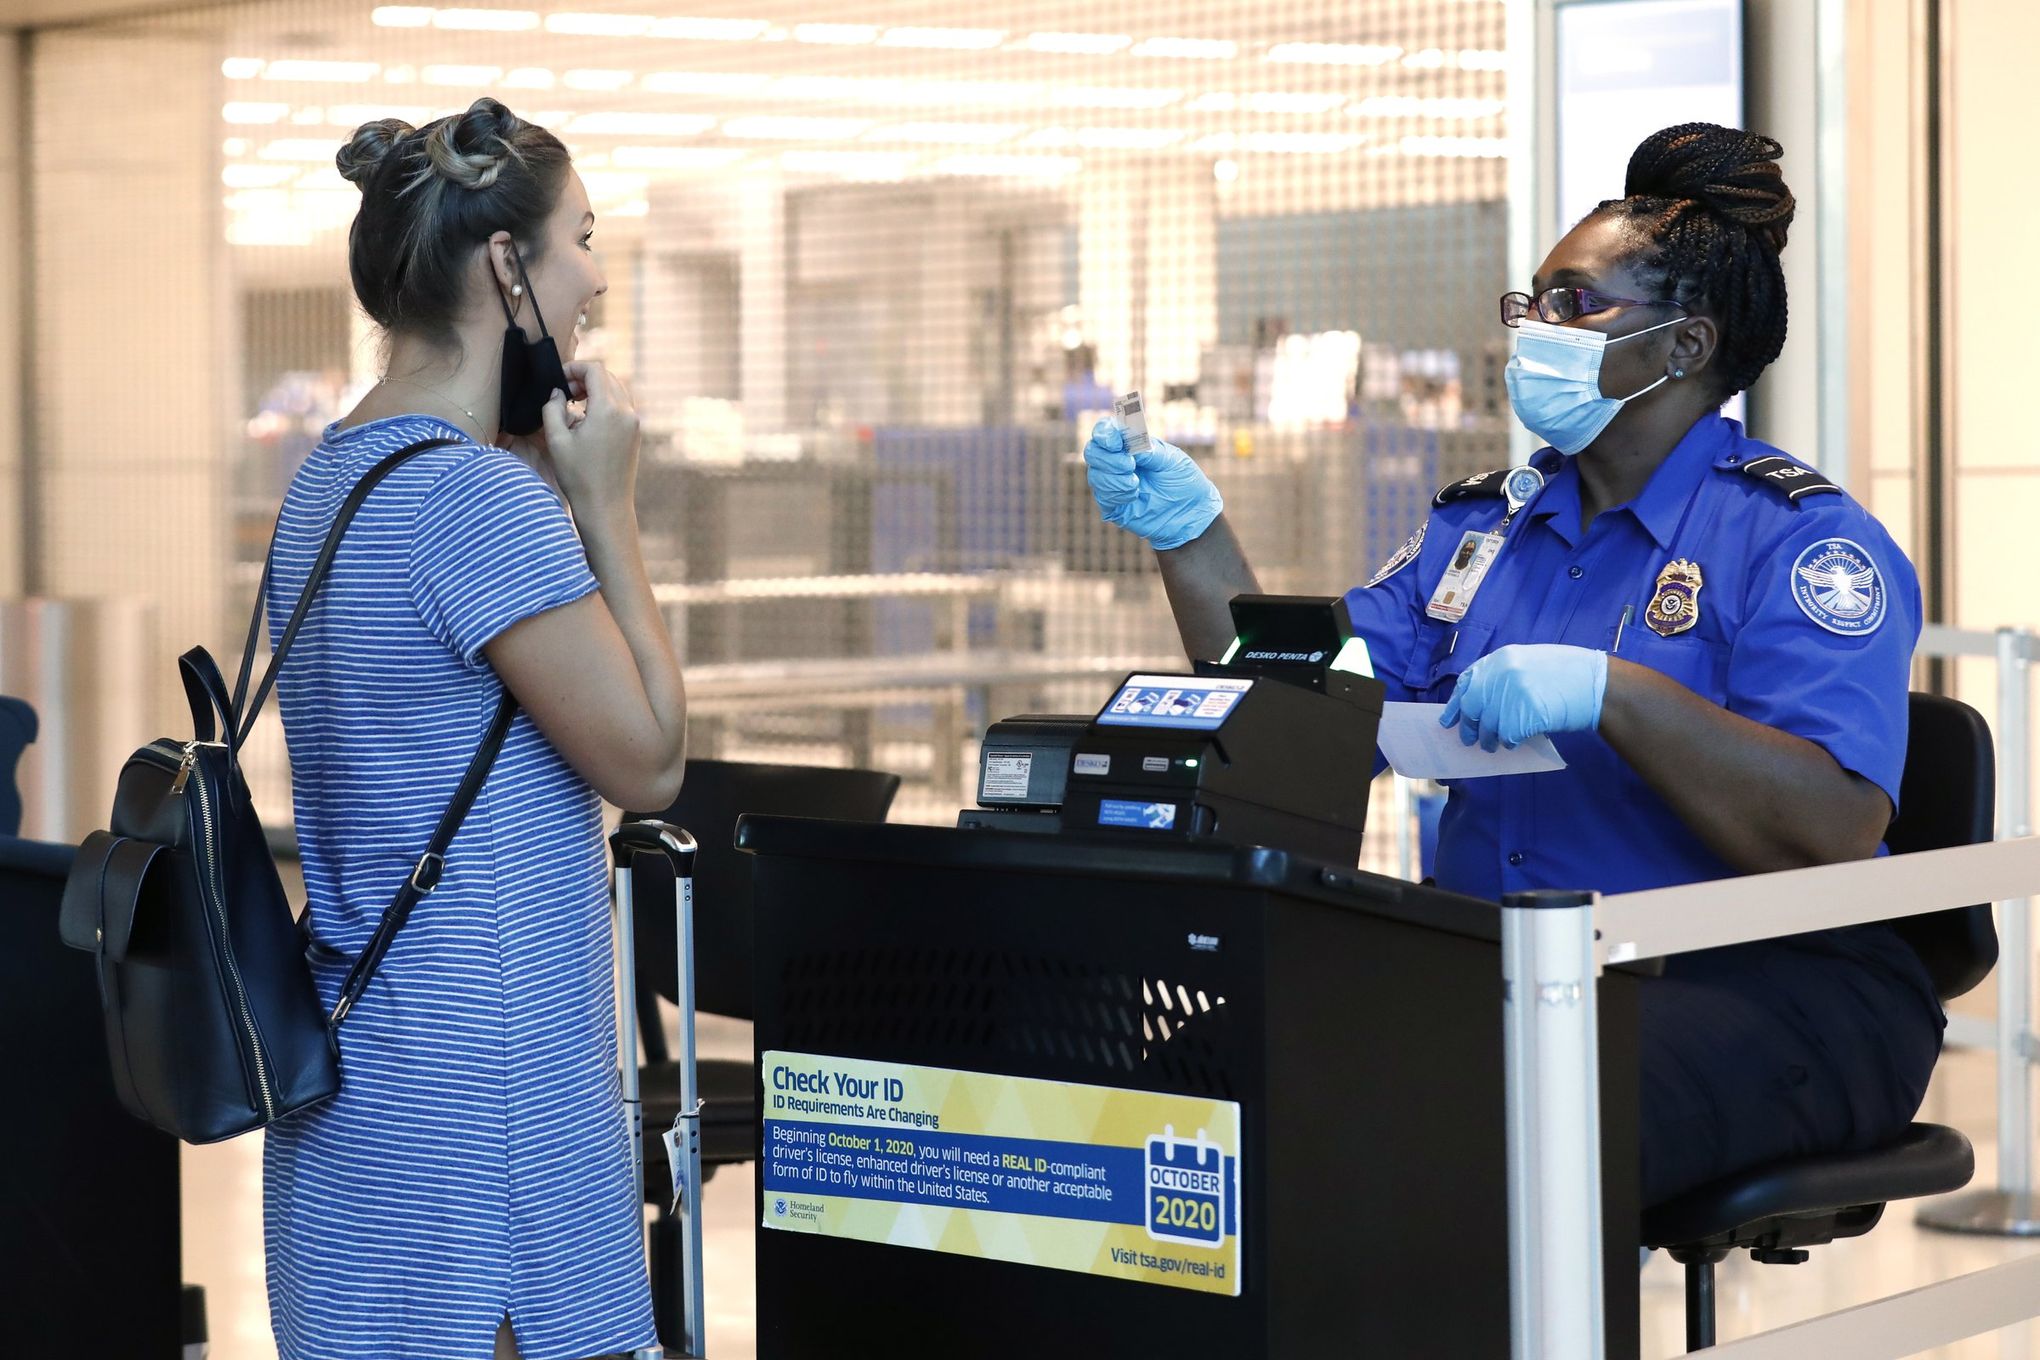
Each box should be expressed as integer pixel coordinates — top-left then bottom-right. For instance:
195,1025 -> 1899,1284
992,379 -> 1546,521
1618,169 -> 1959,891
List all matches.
1264,42 -> 1402,67
1052,85 -> 1183,109
792,24 -> 879,45
610,146 -> 748,169
1024,32 -> 1132,55
501,67 -> 557,89
223,101 -> 291,124
432,8 -> 539,31
221,57 -> 265,79
262,60 -> 383,83
780,150 -> 917,180
1244,92 -> 1348,114
931,154 -> 1081,178
1129,37 -> 1236,60
879,27 -> 1007,51
569,111 -> 718,136
223,164 -> 297,188
880,121 -> 1025,145
545,12 -> 653,37
421,64 -> 503,86
564,68 -> 635,91
258,138 -> 347,162
642,71 -> 773,95
647,17 -> 771,41
723,114 -> 876,139
369,5 -> 433,26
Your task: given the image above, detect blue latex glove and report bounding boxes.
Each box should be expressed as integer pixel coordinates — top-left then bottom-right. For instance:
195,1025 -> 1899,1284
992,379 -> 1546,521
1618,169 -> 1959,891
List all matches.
1083,420 -> 1223,552
1441,644 -> 1609,751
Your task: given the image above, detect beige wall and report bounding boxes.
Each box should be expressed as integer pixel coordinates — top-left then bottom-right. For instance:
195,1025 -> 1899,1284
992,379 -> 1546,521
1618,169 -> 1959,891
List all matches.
32,26 -> 229,739
0,33 -> 20,600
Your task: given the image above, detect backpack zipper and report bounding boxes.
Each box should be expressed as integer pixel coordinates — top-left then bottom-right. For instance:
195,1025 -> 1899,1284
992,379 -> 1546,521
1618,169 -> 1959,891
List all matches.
145,738 -> 277,1121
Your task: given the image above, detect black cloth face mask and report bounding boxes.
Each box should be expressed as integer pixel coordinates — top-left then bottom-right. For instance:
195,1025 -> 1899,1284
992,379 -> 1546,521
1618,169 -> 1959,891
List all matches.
496,243 -> 570,437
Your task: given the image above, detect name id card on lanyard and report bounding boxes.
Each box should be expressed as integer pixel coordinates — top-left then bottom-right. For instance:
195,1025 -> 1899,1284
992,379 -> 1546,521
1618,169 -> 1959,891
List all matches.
1425,464 -> 1545,624
1426,530 -> 1506,623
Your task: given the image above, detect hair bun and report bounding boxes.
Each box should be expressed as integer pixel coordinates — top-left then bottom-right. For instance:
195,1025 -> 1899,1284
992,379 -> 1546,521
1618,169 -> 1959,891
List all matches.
423,97 -> 526,192
335,118 -> 415,189
1623,122 -> 1795,254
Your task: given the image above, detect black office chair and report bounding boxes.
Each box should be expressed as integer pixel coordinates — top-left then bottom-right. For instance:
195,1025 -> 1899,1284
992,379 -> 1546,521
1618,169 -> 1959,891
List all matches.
1641,692 -> 1996,1350
625,759 -> 900,1344
0,695 -> 37,835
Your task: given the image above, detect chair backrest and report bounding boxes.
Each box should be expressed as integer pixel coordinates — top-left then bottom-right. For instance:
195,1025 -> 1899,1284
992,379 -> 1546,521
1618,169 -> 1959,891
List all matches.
0,697 -> 38,837
630,759 -> 900,1019
0,834 -> 183,1351
1884,692 -> 1999,1001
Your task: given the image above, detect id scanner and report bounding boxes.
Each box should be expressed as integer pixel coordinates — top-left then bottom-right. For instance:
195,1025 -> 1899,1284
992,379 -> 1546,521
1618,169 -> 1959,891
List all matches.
961,596 -> 1386,865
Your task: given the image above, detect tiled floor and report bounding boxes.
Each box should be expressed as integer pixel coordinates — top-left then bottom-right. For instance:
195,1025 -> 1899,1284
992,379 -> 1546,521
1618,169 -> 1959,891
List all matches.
185,1020 -> 2040,1359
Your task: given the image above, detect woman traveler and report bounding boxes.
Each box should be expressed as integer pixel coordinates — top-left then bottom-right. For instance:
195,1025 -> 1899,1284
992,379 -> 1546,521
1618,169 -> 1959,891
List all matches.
1083,123 -> 1942,1208
262,98 -> 685,1360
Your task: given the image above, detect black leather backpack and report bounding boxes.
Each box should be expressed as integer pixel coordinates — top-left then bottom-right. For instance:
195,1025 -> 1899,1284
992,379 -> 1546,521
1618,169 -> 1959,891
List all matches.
58,437 -> 513,1142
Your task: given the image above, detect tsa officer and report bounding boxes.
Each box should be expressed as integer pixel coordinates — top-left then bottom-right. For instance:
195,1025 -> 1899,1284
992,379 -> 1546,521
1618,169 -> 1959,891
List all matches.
1081,123 -> 1942,1207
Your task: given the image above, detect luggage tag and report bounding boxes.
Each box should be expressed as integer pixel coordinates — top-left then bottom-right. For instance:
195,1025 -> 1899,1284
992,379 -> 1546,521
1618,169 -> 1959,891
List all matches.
1425,465 -> 1543,624
664,1121 -> 686,1214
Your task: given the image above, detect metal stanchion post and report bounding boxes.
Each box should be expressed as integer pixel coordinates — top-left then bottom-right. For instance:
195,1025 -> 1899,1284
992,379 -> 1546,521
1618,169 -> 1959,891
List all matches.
1502,889 -> 1606,1360
1922,627 -> 2040,1236
1393,773 -> 1415,882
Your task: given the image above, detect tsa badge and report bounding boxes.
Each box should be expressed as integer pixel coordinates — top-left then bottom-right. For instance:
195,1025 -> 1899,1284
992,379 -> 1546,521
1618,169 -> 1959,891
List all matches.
1644,559 -> 1704,637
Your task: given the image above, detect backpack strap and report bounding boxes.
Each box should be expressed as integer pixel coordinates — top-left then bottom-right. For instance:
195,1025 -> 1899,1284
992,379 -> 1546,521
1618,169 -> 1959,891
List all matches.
232,436 -> 465,745
328,690 -> 517,1027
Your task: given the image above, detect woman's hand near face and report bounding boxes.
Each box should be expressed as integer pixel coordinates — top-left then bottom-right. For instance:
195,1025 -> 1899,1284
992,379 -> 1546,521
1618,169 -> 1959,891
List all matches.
538,360 -> 639,526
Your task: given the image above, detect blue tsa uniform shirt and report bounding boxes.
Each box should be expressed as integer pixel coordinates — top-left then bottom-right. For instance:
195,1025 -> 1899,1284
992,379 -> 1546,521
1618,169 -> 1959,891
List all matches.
1345,412 -> 1944,1204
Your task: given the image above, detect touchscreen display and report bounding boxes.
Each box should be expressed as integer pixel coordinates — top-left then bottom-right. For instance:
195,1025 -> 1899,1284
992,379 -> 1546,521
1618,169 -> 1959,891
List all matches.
1095,675 -> 1253,732
1098,798 -> 1179,831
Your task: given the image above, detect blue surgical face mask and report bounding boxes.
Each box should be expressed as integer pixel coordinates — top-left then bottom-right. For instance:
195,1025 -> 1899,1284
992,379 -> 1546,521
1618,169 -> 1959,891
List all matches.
1504,316 -> 1685,456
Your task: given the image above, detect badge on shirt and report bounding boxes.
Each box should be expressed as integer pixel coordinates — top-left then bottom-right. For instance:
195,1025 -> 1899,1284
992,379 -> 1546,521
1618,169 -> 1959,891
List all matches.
1426,529 -> 1506,622
1645,559 -> 1704,637
1792,538 -> 1886,636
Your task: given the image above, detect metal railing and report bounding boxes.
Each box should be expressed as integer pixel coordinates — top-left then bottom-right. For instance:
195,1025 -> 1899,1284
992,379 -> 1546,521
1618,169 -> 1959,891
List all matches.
1912,625 -> 2040,1237
1507,835 -> 2040,1358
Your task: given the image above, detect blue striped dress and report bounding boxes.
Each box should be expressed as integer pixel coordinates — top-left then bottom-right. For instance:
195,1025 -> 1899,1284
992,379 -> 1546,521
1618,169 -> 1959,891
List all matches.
261,415 -> 657,1360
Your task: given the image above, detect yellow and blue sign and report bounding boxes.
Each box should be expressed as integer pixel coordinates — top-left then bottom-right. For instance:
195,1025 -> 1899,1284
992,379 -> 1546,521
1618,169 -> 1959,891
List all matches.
760,1050 -> 1243,1296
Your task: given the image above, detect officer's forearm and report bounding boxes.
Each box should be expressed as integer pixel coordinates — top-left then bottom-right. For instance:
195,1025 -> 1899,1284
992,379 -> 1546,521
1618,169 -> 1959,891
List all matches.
1156,514 -> 1261,663
1598,658 -> 1891,873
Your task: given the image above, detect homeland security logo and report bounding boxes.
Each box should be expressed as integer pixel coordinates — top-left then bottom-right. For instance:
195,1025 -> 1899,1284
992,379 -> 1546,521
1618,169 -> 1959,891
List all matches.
1792,538 -> 1885,636
773,1198 -> 788,1218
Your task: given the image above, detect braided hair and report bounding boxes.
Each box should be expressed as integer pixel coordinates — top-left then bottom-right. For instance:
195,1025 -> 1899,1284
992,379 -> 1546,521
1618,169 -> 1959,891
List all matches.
335,98 -> 570,342
1589,123 -> 1796,399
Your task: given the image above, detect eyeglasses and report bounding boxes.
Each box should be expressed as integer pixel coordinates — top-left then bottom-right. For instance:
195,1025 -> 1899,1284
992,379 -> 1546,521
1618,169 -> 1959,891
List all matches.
1499,286 -> 1687,328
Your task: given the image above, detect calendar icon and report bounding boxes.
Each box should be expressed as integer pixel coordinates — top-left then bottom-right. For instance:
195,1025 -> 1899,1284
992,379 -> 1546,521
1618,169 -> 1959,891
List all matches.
1144,1124 -> 1230,1248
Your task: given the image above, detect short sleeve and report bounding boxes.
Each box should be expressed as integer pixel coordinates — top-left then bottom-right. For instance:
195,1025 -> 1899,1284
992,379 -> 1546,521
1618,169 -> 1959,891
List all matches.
1725,511 -> 1923,810
1343,518 -> 1434,705
406,449 -> 601,669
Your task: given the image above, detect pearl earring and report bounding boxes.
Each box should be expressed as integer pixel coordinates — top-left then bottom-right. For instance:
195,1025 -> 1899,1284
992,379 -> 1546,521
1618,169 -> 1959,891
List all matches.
511,284 -> 523,297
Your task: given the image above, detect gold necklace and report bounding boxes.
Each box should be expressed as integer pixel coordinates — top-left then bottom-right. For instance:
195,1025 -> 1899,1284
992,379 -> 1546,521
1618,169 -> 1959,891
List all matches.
380,376 -> 483,435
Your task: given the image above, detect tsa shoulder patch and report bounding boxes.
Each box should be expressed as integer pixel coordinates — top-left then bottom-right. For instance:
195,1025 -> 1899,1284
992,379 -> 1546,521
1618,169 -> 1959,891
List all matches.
1737,455 -> 1841,504
1433,467 -> 1511,507
1790,537 -> 1887,636
1366,522 -> 1426,587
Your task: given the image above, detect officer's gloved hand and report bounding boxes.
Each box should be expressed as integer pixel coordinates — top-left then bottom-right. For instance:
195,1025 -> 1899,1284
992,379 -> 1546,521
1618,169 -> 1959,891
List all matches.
1441,644 -> 1608,751
1082,420 -> 1223,551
